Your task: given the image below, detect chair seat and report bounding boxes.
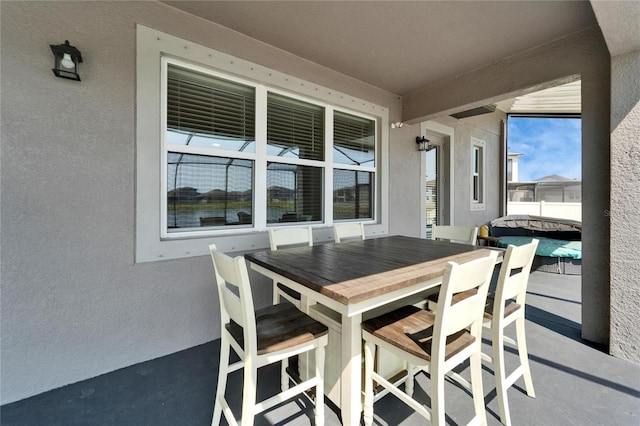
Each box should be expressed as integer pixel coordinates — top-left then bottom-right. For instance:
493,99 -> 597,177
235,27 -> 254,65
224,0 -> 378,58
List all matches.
484,295 -> 521,319
227,303 -> 328,355
427,291 -> 520,319
277,282 -> 301,301
362,305 -> 475,362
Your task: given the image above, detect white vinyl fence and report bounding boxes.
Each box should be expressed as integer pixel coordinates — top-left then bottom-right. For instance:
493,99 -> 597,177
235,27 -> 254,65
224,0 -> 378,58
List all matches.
507,201 -> 582,221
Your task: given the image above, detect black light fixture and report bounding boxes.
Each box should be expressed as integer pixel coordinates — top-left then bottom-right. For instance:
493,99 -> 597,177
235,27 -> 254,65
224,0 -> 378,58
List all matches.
416,136 -> 429,151
50,40 -> 83,81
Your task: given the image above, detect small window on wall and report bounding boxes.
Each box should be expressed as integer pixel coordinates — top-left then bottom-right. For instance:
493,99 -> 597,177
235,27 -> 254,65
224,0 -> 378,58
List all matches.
470,137 -> 486,211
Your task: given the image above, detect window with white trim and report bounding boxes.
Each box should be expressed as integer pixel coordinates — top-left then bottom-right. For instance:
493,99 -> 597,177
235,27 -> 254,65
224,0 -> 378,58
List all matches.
135,25 -> 388,261
161,59 -> 376,236
470,137 -> 486,211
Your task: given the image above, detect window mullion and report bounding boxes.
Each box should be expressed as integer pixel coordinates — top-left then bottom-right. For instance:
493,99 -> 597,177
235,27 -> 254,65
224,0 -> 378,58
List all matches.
254,85 -> 268,228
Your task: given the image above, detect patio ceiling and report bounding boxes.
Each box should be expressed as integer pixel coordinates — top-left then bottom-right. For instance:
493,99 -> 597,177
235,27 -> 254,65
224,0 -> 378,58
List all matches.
162,1 -> 597,96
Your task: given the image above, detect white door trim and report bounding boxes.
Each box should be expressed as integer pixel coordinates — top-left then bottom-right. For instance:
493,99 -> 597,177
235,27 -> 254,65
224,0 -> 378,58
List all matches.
420,121 -> 455,225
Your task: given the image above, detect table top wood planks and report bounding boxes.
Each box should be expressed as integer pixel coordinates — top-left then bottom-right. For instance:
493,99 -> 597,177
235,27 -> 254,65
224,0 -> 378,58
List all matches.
245,235 -> 500,306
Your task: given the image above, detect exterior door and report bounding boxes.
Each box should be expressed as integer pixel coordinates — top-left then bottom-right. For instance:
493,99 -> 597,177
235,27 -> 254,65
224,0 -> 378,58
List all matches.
424,132 -> 445,238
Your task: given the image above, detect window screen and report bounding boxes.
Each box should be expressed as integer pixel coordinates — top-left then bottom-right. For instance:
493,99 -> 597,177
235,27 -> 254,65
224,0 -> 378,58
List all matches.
333,170 -> 373,220
267,163 -> 323,224
167,153 -> 253,229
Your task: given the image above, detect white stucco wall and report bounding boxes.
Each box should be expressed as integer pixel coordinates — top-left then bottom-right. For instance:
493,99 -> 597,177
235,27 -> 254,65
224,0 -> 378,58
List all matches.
0,1 -> 401,404
610,49 -> 640,363
403,27 -> 612,346
387,111 -> 504,238
435,113 -> 504,228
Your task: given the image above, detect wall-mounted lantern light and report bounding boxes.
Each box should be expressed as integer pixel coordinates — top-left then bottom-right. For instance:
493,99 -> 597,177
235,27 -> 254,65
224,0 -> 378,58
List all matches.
416,136 -> 430,151
50,40 -> 83,81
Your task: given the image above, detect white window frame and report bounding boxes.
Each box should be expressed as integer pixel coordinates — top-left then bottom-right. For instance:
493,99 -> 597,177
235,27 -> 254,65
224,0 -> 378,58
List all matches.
135,25 -> 389,262
470,137 -> 486,211
332,109 -> 378,223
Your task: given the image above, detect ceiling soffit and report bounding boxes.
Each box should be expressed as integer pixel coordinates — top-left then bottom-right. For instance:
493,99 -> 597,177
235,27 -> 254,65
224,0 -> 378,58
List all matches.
162,1 -> 597,96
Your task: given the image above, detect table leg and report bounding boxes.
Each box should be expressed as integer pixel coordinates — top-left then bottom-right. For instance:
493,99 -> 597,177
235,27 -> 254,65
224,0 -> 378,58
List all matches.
341,313 -> 362,426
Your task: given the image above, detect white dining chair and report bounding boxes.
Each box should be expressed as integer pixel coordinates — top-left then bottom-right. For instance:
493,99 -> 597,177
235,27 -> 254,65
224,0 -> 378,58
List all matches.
362,251 -> 498,426
426,240 -> 539,426
482,239 -> 539,426
268,227 -> 313,308
431,225 -> 478,245
209,244 -> 328,426
333,222 -> 365,243
268,227 -> 313,392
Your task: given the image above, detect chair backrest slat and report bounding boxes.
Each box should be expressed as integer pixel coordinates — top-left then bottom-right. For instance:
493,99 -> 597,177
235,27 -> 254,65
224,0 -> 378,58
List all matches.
209,245 -> 257,348
434,251 -> 498,339
269,227 -> 313,250
431,225 -> 478,245
333,222 -> 365,243
496,239 -> 538,308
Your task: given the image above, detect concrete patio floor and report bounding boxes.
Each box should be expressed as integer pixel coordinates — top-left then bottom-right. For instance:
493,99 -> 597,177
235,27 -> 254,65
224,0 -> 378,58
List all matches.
2,270 -> 639,425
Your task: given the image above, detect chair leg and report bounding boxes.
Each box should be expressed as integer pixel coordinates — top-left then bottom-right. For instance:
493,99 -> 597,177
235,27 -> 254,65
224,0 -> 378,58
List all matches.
405,364 -> 416,397
211,338 -> 230,426
281,358 -> 290,391
431,363 -> 445,426
516,316 -> 535,398
470,348 -> 487,426
240,358 -> 257,426
314,344 -> 325,426
272,280 -> 280,305
493,325 -> 511,426
363,339 -> 375,426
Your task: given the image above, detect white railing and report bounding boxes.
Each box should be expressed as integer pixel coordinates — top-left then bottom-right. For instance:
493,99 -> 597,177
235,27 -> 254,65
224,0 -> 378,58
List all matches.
507,201 -> 582,221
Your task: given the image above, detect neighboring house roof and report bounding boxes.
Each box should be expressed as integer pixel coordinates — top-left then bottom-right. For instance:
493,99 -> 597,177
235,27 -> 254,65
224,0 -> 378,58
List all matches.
536,174 -> 576,182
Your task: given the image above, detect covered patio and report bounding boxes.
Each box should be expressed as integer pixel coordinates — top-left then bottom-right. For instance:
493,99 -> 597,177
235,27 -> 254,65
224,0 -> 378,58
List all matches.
2,1 -> 639,422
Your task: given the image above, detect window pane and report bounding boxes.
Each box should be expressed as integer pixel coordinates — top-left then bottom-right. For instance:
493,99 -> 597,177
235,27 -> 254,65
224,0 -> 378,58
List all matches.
334,111 -> 375,166
333,169 -> 373,220
473,176 -> 479,201
167,153 -> 253,230
267,163 -> 322,223
473,147 -> 480,173
267,93 -> 324,161
167,64 -> 256,153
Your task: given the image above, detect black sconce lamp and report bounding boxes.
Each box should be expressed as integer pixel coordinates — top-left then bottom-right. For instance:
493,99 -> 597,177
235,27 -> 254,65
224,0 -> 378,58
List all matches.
416,136 -> 430,151
50,40 -> 83,81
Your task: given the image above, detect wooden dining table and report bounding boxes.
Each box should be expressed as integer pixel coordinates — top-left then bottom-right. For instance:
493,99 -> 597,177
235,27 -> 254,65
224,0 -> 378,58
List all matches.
245,235 -> 501,426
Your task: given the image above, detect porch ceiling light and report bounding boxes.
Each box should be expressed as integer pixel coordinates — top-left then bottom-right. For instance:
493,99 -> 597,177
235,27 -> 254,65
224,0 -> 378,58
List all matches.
50,40 -> 83,81
416,136 -> 429,151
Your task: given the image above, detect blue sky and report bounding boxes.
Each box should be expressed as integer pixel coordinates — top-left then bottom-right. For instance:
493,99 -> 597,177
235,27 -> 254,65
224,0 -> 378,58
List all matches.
507,117 -> 581,181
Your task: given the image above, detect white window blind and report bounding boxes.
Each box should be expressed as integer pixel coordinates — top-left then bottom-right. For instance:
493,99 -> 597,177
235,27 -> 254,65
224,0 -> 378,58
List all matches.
167,64 -> 255,145
267,93 -> 324,161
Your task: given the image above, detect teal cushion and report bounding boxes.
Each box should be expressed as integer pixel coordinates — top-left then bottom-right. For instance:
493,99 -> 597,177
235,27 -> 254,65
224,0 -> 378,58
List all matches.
497,236 -> 582,259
